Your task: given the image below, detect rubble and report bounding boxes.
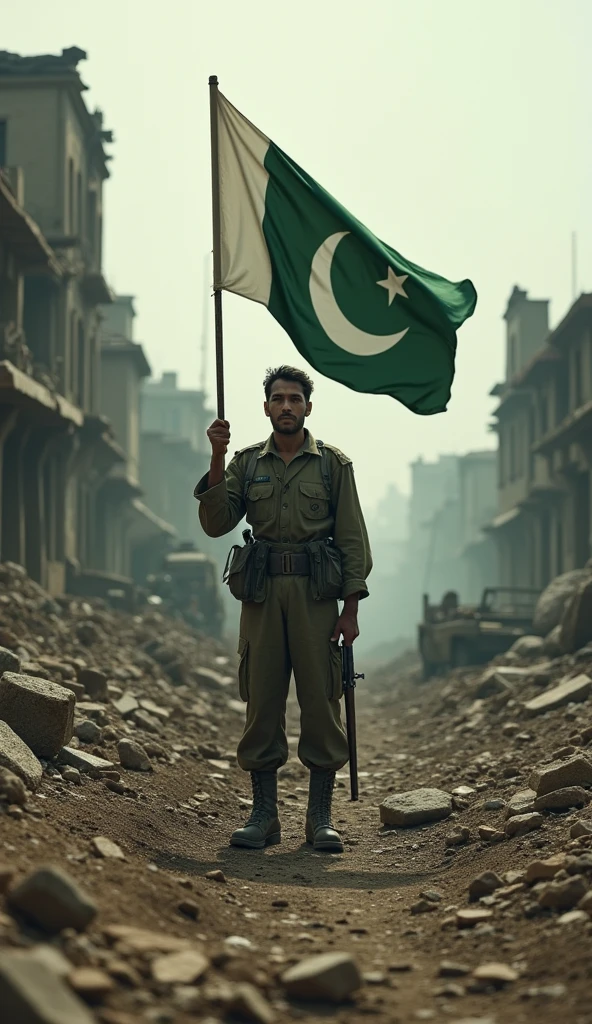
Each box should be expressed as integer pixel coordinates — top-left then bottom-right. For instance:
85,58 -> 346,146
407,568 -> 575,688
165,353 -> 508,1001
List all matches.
523,674 -> 592,716
0,766 -> 27,804
281,951 -> 362,1001
533,786 -> 590,811
505,812 -> 544,838
0,672 -> 75,756
117,738 -> 152,771
379,788 -> 452,826
529,755 -> 592,795
7,866 -> 97,933
0,952 -> 95,1024
0,720 -> 42,789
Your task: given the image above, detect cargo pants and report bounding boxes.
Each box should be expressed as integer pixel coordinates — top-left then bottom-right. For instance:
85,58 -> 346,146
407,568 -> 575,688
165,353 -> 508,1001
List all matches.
236,574 -> 349,772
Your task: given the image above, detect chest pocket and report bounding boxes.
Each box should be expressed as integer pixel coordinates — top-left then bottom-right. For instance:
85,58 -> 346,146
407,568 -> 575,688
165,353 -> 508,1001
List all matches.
299,482 -> 330,520
247,482 -> 275,523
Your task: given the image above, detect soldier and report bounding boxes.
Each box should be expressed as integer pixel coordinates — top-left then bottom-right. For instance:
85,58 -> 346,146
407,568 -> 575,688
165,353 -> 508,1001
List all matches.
194,365 -> 372,853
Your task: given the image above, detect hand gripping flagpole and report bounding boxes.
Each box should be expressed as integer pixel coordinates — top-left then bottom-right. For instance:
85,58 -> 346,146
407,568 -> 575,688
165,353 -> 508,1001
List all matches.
208,75 -> 225,420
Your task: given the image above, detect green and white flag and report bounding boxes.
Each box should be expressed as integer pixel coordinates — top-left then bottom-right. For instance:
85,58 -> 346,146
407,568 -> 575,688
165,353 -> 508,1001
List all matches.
212,89 -> 477,415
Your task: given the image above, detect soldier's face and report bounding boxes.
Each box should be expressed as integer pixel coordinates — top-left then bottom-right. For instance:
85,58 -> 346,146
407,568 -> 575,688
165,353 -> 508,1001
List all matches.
264,380 -> 311,434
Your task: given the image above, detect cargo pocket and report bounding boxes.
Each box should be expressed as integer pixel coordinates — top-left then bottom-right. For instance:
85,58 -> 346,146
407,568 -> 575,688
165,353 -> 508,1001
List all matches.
299,482 -> 329,520
237,637 -> 250,702
247,483 -> 275,523
327,641 -> 343,701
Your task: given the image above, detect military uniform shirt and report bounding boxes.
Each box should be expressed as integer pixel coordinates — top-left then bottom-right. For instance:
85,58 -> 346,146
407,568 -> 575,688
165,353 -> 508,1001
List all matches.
194,431 -> 372,599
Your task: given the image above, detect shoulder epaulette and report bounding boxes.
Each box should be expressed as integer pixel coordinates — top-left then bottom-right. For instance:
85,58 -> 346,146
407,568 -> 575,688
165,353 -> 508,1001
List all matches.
322,442 -> 352,466
233,441 -> 265,457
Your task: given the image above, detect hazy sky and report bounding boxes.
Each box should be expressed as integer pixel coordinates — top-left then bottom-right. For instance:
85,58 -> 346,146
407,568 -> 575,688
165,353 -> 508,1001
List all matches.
5,1 -> 591,510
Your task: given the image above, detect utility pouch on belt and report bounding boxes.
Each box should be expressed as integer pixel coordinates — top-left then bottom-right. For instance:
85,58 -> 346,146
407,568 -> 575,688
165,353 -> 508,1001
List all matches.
223,534 -> 270,603
305,539 -> 343,601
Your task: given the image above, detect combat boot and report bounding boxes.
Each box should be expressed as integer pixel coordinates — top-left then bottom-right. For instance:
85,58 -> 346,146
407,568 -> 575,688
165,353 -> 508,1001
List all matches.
306,769 -> 344,853
230,771 -> 281,849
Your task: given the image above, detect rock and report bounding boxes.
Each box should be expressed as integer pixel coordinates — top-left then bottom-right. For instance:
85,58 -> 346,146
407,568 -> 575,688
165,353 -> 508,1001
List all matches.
525,855 -> 566,883
543,625 -> 563,657
452,785 -> 475,797
571,820 -> 592,839
445,827 -> 471,847
533,569 -> 592,637
77,668 -> 108,701
90,836 -> 126,860
74,720 -> 102,744
379,788 -> 452,826
59,747 -> 114,773
178,899 -> 200,920
456,908 -> 493,928
577,890 -> 592,915
103,924 -> 191,953
529,755 -> 592,796
473,669 -> 513,700
117,738 -> 151,771
0,646 -> 20,674
281,951 -> 362,1002
113,693 -> 140,718
132,709 -> 161,734
151,949 -> 209,985
505,812 -> 544,838
61,766 -> 81,784
534,787 -> 590,811
195,666 -> 233,690
509,635 -> 544,659
8,865 -> 97,933
468,871 -> 504,901
139,698 -> 170,722
68,966 -> 114,1001
560,577 -> 592,654
0,673 -> 75,757
26,944 -> 73,979
0,951 -> 95,1024
538,875 -> 588,911
477,826 -> 505,843
0,720 -> 42,789
0,767 -> 27,804
410,899 -> 438,915
505,789 -> 536,817
524,674 -> 592,717
206,869 -> 227,882
472,963 -> 518,986
483,799 -> 506,811
558,909 -> 589,925
438,962 -> 471,977
227,982 -> 274,1024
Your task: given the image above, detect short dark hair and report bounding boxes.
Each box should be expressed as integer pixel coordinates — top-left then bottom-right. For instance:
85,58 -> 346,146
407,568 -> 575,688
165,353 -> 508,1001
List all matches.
263,365 -> 314,403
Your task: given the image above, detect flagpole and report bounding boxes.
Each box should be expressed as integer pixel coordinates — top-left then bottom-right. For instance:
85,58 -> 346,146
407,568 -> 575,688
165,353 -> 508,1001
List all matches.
209,74 -> 225,420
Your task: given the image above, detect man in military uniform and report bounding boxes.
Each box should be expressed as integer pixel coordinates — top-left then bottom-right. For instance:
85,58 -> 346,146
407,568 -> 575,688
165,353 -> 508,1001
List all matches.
194,366 -> 372,853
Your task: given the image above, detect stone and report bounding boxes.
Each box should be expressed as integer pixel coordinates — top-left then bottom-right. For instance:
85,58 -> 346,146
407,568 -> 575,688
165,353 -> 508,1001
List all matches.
8,865 -> 97,933
445,827 -> 470,847
451,785 -> 475,797
456,908 -> 493,928
139,698 -> 170,722
472,963 -> 518,986
0,646 -> 20,674
483,799 -> 506,811
206,869 -> 227,882
117,738 -> 151,771
281,951 -> 362,1002
477,826 -> 505,843
509,635 -> 544,658
77,668 -> 108,701
534,787 -> 590,811
505,812 -> 544,838
558,910 -> 588,925
468,871 -> 504,901
68,966 -> 114,1000
75,720 -> 102,744
379,788 -> 452,826
103,924 -> 191,953
524,675 -> 592,717
0,720 -> 42,789
90,836 -> 126,860
27,944 -> 73,979
0,767 -> 27,804
0,864 -> 15,894
195,666 -> 233,690
59,747 -> 114,772
577,890 -> 592,915
473,669 -> 512,700
0,672 -> 75,757
410,899 -> 438,915
227,982 -> 274,1024
113,693 -> 139,718
560,577 -> 592,654
571,820 -> 592,839
61,767 -> 81,784
178,899 -> 200,920
543,625 -> 563,657
529,755 -> 592,796
538,875 -> 588,911
525,855 -> 566,883
132,709 -> 161,734
439,961 -> 471,977
505,789 -> 536,817
151,949 -> 209,985
0,952 -> 95,1024
533,569 -> 592,636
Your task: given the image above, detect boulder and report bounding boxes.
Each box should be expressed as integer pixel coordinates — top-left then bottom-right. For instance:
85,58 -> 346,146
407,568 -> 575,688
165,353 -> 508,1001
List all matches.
77,668 -> 108,701
543,625 -> 563,657
8,865 -> 97,933
468,871 -> 504,901
529,755 -> 592,796
523,674 -> 592,717
0,720 -> 42,789
509,635 -> 545,659
0,952 -> 95,1024
560,577 -> 592,654
0,646 -> 20,675
534,787 -> 590,812
0,673 -> 75,757
533,569 -> 592,637
281,952 -> 362,1002
379,788 -> 452,826
538,875 -> 588,911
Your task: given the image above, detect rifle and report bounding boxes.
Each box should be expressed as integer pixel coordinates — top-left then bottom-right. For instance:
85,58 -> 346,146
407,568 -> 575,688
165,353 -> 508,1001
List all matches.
341,645 -> 364,801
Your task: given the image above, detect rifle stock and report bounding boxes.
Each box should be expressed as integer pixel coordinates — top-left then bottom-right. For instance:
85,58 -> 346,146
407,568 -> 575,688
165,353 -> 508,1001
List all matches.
341,645 -> 364,801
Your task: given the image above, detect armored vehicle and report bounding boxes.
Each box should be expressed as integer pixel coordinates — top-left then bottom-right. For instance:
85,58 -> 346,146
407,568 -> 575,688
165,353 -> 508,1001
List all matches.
147,542 -> 225,639
418,586 -> 540,678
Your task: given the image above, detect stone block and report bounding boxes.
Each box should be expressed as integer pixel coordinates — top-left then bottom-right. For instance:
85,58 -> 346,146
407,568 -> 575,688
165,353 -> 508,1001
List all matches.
529,755 -> 592,796
58,747 -> 114,773
504,812 -> 544,838
77,667 -> 108,701
379,788 -> 452,826
0,672 -> 75,757
0,952 -> 94,1024
534,787 -> 590,811
281,952 -> 362,1002
524,674 -> 592,717
0,720 -> 42,789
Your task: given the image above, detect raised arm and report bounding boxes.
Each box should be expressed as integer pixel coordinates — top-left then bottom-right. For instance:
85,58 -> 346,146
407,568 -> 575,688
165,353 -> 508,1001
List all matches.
193,419 -> 247,538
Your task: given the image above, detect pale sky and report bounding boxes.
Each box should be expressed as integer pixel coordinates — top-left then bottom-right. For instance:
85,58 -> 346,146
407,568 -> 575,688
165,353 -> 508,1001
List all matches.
5,0 -> 591,510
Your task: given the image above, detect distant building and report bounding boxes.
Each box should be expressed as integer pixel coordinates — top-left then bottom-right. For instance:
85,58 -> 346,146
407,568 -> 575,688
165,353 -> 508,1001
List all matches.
457,450 -> 498,601
489,286 -> 592,589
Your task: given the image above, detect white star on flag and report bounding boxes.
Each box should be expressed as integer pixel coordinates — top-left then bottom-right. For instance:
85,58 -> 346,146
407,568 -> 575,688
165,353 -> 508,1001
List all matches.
376,267 -> 409,305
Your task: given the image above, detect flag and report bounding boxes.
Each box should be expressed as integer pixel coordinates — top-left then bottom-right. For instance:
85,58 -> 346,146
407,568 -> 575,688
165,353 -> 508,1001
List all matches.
212,89 -> 477,415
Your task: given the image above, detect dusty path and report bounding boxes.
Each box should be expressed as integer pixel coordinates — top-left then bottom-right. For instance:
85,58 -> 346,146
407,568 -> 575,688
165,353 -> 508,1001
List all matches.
3,648 -> 592,1024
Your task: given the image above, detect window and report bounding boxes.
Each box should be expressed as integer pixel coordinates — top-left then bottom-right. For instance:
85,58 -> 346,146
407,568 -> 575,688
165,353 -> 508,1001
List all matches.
0,121 -> 6,166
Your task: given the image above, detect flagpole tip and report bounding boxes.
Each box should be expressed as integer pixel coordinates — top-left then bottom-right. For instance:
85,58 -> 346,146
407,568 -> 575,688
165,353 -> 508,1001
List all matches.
209,75 -> 219,86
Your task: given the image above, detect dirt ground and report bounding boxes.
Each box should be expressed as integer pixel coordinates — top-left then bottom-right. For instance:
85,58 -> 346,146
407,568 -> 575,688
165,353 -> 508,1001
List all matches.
3,636 -> 592,1024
